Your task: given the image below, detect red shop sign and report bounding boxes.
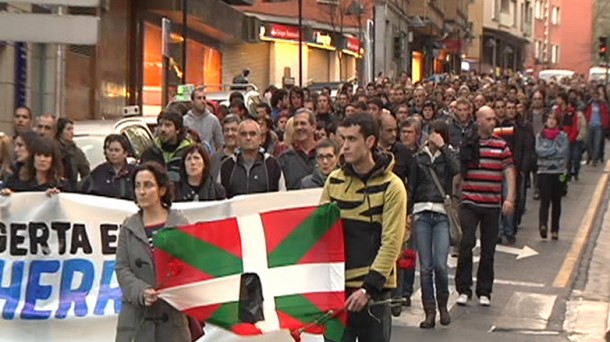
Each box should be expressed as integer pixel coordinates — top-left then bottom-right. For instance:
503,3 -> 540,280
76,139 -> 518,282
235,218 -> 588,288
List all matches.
266,24 -> 300,41
346,36 -> 361,53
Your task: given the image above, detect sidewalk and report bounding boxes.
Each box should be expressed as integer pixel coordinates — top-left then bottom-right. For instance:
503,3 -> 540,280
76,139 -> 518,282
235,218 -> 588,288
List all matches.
563,166 -> 610,342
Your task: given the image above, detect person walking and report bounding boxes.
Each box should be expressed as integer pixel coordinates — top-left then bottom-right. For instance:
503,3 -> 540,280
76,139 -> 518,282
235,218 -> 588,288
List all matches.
320,112 -> 407,342
411,120 -> 460,328
455,106 -> 516,307
535,112 -> 568,240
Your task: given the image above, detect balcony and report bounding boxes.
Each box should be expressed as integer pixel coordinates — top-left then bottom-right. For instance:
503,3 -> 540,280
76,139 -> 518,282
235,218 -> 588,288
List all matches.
406,0 -> 444,35
499,11 -> 513,28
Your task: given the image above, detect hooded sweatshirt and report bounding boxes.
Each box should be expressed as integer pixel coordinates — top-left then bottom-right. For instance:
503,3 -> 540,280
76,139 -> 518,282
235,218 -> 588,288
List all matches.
183,109 -> 224,151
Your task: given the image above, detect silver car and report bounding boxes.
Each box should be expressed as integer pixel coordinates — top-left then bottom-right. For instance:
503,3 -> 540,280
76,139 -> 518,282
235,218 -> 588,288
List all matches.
74,117 -> 155,168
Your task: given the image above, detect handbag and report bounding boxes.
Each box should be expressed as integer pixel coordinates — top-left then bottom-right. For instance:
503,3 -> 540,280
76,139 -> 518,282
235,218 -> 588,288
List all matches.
426,166 -> 462,246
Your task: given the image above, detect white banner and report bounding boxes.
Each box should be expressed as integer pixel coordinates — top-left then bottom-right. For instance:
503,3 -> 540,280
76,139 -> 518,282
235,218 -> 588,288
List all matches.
0,190 -> 325,342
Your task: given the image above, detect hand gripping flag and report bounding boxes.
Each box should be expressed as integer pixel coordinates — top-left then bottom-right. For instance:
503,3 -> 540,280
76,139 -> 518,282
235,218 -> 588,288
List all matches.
153,203 -> 346,341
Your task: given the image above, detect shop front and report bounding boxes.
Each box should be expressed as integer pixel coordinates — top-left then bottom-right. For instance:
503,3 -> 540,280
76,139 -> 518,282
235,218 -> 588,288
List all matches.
224,22 -> 362,88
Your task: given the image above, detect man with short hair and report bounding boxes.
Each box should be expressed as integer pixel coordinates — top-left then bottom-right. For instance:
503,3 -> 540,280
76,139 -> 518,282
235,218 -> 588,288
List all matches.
449,98 -> 476,148
300,139 -> 339,189
279,108 -> 318,189
368,97 -> 383,117
455,106 -> 516,307
184,87 -> 224,152
400,118 -> 421,152
316,93 -> 337,128
321,112 -> 407,342
14,106 -> 33,135
210,114 -> 241,180
35,114 -> 56,138
218,120 -> 286,198
141,110 -> 194,183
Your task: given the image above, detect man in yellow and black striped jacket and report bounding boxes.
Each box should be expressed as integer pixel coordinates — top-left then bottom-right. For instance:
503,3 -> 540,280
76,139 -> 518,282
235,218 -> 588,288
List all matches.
320,112 -> 407,342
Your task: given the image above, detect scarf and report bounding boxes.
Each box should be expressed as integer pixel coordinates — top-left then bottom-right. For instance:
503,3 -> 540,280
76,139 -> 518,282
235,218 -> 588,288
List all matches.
543,128 -> 561,140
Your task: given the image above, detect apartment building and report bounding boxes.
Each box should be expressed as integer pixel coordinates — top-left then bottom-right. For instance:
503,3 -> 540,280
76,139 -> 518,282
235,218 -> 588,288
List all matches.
529,0 -> 593,76
466,0 -> 532,75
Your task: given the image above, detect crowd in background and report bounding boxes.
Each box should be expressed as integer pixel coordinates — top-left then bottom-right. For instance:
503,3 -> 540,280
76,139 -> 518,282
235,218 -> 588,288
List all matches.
4,70 -> 610,338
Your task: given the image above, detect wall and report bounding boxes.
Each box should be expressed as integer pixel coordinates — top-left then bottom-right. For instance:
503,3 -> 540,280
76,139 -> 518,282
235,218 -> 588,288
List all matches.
558,0 -> 593,75
466,0 -> 485,63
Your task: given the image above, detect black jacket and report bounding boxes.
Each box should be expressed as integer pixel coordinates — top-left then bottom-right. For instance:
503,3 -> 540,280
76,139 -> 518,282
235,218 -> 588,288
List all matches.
513,118 -> 536,174
386,143 -> 415,214
448,119 -> 476,148
6,174 -> 70,192
218,150 -> 286,198
279,146 -> 317,190
411,145 -> 460,204
81,162 -> 136,200
175,173 -> 226,202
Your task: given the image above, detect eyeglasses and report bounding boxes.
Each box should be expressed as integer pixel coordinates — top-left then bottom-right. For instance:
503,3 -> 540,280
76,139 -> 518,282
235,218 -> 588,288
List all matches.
316,154 -> 336,160
239,131 -> 259,137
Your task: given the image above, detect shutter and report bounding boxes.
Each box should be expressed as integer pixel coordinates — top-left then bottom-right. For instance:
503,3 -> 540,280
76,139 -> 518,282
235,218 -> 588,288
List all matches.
222,42 -> 270,90
307,48 -> 330,83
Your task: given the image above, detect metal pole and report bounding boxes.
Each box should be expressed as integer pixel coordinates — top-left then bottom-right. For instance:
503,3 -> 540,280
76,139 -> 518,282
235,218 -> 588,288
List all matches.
54,5 -> 65,117
298,0 -> 303,87
358,13 -> 362,85
181,0 -> 187,84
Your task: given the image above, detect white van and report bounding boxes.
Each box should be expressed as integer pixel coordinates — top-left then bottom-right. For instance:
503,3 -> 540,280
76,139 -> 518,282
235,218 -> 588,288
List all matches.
538,69 -> 575,82
589,67 -> 609,82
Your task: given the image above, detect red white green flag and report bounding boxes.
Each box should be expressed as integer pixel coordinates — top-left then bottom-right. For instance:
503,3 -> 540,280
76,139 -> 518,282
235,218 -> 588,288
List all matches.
153,202 -> 346,341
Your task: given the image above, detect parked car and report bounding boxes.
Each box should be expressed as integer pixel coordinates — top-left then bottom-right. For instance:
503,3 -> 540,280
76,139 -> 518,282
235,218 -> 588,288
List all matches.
74,117 -> 154,168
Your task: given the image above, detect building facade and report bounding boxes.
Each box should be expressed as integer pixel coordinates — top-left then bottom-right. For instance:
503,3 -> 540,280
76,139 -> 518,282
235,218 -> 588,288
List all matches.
466,0 -> 532,75
528,0 -> 593,76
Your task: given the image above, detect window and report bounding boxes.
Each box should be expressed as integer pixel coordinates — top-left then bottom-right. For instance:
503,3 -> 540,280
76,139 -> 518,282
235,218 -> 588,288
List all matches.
501,0 -> 510,12
551,45 -> 560,64
551,6 -> 560,25
534,41 -> 540,59
534,0 -> 541,19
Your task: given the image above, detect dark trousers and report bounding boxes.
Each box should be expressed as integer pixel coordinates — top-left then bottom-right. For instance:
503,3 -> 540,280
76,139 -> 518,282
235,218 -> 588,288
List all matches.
325,290 -> 391,342
455,205 -> 500,298
538,173 -> 563,232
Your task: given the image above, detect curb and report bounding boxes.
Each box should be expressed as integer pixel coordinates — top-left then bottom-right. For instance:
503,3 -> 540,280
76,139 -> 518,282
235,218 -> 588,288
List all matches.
553,160 -> 610,288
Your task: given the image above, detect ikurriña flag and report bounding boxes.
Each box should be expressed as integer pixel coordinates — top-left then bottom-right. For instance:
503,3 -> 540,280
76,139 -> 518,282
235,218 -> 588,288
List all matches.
153,202 -> 346,341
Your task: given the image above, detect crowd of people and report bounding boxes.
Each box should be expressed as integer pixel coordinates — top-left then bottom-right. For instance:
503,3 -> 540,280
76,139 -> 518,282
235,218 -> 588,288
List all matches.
5,70 -> 610,342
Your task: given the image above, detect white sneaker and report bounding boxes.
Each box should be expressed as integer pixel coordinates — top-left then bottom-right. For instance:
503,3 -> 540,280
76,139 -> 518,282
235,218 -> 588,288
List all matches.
456,294 -> 469,306
479,296 -> 491,307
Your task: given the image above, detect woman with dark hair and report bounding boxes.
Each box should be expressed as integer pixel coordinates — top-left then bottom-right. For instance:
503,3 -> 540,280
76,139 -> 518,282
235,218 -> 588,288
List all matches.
3,137 -> 68,194
258,115 -> 282,157
175,144 -> 225,202
115,161 -> 191,342
82,134 -> 136,200
421,100 -> 437,134
289,87 -> 305,115
410,119 -> 460,329
56,117 -> 90,190
536,112 -> 568,240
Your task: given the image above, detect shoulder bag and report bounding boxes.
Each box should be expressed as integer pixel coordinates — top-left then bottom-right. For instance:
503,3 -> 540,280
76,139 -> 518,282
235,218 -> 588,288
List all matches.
426,165 -> 462,247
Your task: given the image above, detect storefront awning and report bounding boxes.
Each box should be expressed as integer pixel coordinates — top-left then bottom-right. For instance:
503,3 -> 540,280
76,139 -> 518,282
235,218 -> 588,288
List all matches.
145,0 -> 251,43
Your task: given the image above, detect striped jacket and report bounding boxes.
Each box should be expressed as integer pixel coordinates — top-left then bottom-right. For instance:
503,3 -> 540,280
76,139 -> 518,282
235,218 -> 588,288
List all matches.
320,153 -> 407,294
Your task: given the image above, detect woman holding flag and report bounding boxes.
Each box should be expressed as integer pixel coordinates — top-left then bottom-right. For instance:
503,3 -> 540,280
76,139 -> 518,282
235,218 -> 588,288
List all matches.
115,161 -> 192,342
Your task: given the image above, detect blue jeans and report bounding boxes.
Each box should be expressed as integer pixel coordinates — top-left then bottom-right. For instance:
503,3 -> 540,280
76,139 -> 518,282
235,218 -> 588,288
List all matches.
569,141 -> 583,176
589,125 -> 603,162
499,178 -> 515,238
414,211 -> 450,303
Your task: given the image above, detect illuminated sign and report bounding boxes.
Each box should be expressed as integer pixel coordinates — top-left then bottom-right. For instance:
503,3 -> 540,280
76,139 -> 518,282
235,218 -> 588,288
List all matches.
313,31 -> 333,47
345,36 -> 361,53
261,24 -> 301,41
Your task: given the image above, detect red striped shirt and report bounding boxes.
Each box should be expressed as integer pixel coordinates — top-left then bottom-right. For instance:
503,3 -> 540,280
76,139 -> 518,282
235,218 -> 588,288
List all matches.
462,135 -> 514,207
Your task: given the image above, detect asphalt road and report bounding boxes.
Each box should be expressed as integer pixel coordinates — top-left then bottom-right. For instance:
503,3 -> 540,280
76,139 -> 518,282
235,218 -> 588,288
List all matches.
390,160 -> 610,342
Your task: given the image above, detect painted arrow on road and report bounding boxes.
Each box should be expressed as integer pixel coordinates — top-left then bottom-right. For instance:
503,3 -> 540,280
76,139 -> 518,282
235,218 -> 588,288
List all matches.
496,245 -> 539,260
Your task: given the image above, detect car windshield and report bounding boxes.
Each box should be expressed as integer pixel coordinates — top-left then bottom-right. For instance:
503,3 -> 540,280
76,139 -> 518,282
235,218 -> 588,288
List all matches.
74,135 -> 106,168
